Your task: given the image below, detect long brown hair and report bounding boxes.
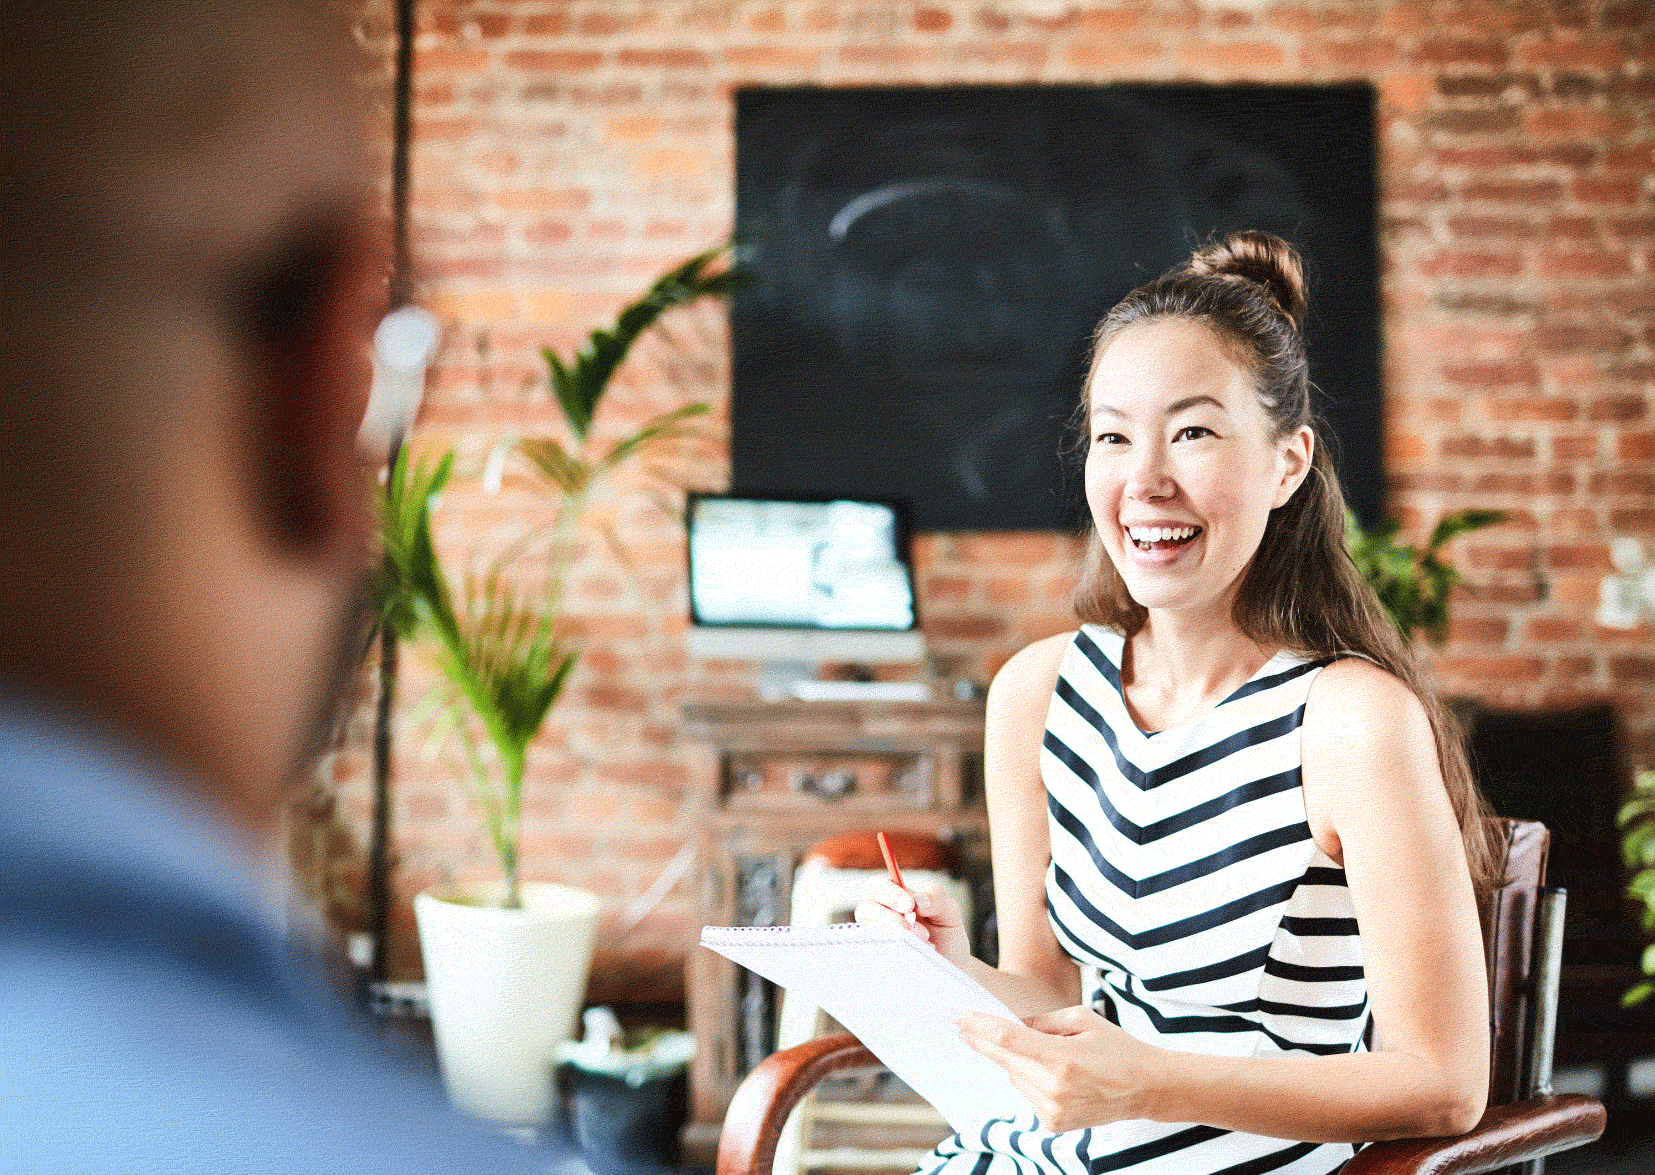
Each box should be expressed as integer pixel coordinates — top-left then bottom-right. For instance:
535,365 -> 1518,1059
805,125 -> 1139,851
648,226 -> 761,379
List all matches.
1072,231 -> 1506,907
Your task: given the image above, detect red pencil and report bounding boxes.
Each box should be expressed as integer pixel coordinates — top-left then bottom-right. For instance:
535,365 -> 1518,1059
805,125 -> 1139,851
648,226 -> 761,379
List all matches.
876,830 -> 905,892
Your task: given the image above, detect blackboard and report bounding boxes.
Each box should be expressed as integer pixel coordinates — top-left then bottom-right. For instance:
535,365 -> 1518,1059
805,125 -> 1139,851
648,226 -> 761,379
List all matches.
732,85 -> 1381,533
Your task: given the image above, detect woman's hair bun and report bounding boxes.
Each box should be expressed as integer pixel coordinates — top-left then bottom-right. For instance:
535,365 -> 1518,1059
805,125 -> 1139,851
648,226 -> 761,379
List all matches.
1186,230 -> 1307,329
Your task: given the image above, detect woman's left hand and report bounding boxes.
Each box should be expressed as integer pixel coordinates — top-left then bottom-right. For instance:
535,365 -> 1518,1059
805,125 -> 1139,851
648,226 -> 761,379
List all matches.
955,1006 -> 1164,1134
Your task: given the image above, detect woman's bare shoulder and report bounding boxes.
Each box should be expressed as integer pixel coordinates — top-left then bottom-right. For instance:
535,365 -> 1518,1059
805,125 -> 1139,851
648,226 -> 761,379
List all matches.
986,631 -> 1074,721
1303,655 -> 1425,732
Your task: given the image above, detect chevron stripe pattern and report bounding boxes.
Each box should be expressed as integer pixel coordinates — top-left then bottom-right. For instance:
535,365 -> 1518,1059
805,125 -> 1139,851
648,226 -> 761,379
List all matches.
918,626 -> 1369,1175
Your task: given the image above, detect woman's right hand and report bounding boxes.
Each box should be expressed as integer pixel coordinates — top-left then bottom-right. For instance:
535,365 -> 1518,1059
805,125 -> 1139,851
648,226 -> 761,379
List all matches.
854,879 -> 972,970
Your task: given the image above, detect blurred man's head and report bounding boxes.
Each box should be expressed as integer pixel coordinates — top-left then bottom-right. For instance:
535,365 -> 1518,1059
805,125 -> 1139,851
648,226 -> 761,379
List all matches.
1,1 -> 386,835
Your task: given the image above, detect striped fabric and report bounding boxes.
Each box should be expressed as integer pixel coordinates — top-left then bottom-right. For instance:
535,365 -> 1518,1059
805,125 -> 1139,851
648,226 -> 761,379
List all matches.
919,625 -> 1369,1175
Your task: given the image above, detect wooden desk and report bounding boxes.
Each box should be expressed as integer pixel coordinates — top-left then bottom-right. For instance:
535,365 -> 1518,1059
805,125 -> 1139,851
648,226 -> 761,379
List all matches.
680,697 -> 988,1162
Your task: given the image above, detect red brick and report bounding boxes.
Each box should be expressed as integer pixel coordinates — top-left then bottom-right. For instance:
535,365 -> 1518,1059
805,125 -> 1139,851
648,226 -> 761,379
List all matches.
1547,544 -> 1614,571
1434,73 -> 1541,99
1589,471 -> 1655,494
1607,214 -> 1655,240
1612,508 -> 1655,531
1472,471 -> 1576,493
915,6 -> 952,32
505,50 -> 605,72
522,13 -> 571,35
1387,432 -> 1428,466
1411,36 -> 1508,67
1448,617 -> 1510,643
927,616 -> 1008,640
1590,394 -> 1649,423
1552,434 -> 1600,460
1526,108 -> 1637,137
1540,324 -> 1635,352
1433,144 -> 1594,168
1176,40 -> 1288,70
1542,250 -> 1632,277
1573,179 -> 1641,205
1446,215 -> 1535,239
1514,38 -> 1633,72
616,48 -> 710,69
723,46 -> 820,71
1620,431 -> 1655,461
1440,361 -> 1540,387
984,578 -> 1034,605
1431,292 -> 1541,317
1442,435 -> 1537,460
1426,107 -> 1522,135
1417,250 -> 1525,278
1467,545 -> 1534,571
1555,656 -> 1596,680
921,574 -> 970,600
1605,144 -> 1655,173
1460,180 -> 1564,203
1609,657 -> 1655,682
1389,178 -> 1451,202
1483,395 -> 1579,422
1436,656 -> 1546,681
1527,617 -> 1584,642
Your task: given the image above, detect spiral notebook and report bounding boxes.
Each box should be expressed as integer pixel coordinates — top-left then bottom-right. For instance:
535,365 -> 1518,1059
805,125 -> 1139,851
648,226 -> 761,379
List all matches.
700,922 -> 1036,1134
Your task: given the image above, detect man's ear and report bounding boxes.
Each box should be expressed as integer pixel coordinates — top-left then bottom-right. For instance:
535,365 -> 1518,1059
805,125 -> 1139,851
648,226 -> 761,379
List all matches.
241,210 -> 387,559
1272,424 -> 1315,510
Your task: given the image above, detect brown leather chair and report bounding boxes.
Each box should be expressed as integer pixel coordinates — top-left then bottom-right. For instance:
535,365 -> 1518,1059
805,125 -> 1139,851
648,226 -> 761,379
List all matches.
716,818 -> 1606,1175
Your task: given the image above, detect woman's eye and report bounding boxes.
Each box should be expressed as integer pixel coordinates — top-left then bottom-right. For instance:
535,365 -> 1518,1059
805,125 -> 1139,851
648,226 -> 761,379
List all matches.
1175,426 -> 1214,441
1095,432 -> 1127,445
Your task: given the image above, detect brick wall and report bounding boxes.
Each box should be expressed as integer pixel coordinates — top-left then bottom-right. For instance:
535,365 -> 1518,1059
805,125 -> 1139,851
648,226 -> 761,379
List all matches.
321,0 -> 1653,1001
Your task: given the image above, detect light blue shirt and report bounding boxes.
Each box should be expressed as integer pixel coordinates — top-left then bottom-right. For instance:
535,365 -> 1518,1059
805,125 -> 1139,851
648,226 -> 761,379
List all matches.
0,690 -> 574,1174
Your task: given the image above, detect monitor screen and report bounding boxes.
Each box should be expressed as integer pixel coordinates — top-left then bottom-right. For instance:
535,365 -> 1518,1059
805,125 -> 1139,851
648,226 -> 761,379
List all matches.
687,495 -> 918,632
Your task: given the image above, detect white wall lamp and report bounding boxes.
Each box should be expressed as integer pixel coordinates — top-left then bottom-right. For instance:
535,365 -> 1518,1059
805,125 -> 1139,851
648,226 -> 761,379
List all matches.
1596,537 -> 1655,629
359,305 -> 441,455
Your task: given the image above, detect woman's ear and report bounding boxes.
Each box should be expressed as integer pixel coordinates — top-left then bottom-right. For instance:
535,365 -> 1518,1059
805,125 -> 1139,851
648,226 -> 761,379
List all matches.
1272,425 -> 1315,509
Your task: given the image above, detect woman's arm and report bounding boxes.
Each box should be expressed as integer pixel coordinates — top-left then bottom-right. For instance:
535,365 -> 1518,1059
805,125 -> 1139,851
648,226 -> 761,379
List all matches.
965,633 -> 1083,1015
957,658 -> 1491,1142
856,633 -> 1080,1016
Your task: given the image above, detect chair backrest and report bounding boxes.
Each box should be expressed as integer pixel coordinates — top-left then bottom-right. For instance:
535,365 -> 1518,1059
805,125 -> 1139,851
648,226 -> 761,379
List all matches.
1479,816 -> 1549,1107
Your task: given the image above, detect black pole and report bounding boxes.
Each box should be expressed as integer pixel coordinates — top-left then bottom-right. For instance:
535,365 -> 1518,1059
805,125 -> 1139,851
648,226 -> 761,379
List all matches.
366,0 -> 416,988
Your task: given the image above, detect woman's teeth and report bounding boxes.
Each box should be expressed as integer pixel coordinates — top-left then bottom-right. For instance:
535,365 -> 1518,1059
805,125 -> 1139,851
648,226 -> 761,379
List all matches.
1127,525 -> 1201,551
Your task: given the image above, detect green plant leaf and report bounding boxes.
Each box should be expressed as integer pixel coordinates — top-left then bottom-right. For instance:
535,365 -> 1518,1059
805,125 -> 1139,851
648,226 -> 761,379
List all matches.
520,435 -> 593,497
1427,508 -> 1507,553
1624,822 -> 1655,869
598,402 -> 711,472
1624,980 -> 1654,1008
541,243 -> 745,445
1629,868 -> 1655,901
1617,795 -> 1655,827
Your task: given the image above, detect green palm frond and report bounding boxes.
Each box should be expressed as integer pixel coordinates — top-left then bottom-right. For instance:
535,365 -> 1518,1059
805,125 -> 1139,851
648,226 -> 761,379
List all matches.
373,448 -> 456,643
542,243 -> 746,445
1345,508 -> 1507,645
598,402 -> 711,473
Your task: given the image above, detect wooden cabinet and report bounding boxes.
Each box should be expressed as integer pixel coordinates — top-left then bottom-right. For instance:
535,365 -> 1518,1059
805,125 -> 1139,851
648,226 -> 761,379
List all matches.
680,698 -> 988,1162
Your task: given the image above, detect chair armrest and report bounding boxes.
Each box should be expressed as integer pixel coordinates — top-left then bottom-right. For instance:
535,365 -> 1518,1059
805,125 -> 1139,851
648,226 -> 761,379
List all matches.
1339,1094 -> 1606,1175
716,1032 -> 877,1175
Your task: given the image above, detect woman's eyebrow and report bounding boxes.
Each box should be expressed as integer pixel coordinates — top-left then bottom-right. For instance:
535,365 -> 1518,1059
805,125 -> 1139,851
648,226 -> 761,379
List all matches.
1093,394 -> 1229,418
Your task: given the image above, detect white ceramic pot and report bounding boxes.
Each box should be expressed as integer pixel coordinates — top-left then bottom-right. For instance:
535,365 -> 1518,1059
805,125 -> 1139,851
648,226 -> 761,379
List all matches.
414,881 -> 603,1126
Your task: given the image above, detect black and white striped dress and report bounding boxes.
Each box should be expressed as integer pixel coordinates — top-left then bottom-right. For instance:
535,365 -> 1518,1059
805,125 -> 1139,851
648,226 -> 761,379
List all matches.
922,625 -> 1370,1175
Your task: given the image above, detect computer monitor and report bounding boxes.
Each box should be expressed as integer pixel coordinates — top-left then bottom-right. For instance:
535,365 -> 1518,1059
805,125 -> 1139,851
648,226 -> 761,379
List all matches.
684,494 -> 926,677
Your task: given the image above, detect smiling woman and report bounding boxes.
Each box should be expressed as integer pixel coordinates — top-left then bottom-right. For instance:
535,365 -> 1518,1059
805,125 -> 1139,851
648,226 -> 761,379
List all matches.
856,232 -> 1505,1175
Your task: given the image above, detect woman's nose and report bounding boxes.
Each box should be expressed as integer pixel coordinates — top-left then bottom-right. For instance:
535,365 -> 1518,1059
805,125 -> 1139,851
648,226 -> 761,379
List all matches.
1125,448 -> 1175,501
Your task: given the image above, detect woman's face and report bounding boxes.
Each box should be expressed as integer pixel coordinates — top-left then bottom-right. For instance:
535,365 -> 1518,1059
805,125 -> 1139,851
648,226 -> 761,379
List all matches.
1084,317 -> 1313,619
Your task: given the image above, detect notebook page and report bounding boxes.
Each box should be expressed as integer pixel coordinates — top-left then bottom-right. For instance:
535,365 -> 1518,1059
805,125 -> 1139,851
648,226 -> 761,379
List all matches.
701,922 -> 1037,1135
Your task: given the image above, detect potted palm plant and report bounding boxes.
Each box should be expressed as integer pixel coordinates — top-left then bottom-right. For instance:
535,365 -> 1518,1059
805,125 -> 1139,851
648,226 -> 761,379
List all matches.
376,245 -> 740,1126
1345,508 -> 1507,644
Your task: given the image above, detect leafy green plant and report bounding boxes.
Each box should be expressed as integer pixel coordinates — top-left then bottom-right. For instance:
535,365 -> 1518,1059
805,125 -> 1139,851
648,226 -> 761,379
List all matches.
1618,767 -> 1655,1007
1345,509 -> 1507,644
373,244 -> 741,909
377,448 -> 575,909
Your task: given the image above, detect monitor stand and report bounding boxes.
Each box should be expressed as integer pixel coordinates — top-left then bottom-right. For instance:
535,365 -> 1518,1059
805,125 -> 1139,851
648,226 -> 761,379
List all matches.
757,660 -> 933,703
